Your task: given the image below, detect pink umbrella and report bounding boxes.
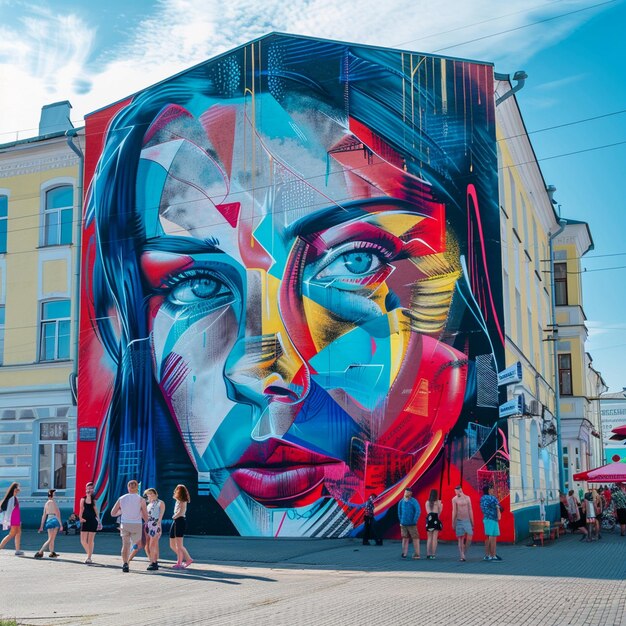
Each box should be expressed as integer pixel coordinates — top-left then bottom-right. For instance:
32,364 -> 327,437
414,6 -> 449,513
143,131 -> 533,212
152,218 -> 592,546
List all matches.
582,461 -> 626,483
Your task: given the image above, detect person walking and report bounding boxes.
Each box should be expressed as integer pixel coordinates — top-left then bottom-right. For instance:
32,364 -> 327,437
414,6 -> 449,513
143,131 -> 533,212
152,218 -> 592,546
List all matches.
398,488 -> 420,559
170,484 -> 193,569
582,491 -> 596,542
79,482 -> 101,564
0,482 -> 24,555
35,489 -> 62,559
144,488 -> 165,571
480,485 -> 503,561
424,489 -> 443,559
452,485 -> 474,561
612,483 -> 626,536
110,480 -> 149,573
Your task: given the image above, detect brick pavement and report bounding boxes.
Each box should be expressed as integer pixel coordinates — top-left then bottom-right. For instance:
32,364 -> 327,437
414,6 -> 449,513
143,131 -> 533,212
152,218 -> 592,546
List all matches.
1,528 -> 625,625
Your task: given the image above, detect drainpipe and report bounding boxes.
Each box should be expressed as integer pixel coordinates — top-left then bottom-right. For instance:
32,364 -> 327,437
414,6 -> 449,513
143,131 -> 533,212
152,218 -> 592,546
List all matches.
548,203 -> 567,492
495,71 -> 528,106
65,128 -> 83,405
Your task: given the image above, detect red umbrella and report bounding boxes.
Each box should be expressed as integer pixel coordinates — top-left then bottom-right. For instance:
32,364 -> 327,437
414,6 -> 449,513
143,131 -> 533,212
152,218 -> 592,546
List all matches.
574,461 -> 626,483
610,425 -> 626,441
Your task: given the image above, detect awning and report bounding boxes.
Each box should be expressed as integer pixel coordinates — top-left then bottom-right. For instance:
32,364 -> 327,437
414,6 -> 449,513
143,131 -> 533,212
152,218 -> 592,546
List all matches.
573,461 -> 626,483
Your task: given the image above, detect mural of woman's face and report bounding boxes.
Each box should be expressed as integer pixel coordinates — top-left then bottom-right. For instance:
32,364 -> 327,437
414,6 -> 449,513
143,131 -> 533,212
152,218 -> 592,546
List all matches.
137,96 -> 467,536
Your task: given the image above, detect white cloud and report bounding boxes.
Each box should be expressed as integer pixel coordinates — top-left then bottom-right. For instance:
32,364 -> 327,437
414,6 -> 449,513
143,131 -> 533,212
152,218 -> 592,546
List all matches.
0,0 -> 607,140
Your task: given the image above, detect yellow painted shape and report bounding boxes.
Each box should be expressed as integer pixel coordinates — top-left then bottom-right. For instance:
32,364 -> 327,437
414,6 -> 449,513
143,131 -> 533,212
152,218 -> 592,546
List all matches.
369,213 -> 424,238
42,259 -> 68,294
301,295 -> 355,353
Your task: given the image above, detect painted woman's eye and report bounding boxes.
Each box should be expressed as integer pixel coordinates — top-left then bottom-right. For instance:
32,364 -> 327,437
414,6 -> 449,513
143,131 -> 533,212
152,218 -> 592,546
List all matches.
168,275 -> 233,305
314,247 -> 384,281
342,251 -> 376,275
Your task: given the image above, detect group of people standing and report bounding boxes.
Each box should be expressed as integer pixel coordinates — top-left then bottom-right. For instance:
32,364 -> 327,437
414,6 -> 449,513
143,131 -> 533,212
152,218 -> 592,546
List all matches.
0,480 -> 193,572
394,484 -> 503,562
564,483 -> 626,541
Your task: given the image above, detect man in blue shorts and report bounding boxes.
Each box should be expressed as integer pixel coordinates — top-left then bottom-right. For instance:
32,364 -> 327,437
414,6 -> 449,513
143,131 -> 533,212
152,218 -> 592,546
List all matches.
480,484 -> 503,561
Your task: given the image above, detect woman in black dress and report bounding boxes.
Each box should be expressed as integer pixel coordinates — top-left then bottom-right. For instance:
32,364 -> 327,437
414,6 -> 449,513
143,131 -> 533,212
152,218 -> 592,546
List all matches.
425,489 -> 444,559
79,482 -> 101,564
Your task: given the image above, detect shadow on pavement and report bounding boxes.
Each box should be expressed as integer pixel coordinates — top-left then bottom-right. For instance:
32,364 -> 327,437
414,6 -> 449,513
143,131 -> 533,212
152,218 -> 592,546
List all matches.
8,528 -> 626,582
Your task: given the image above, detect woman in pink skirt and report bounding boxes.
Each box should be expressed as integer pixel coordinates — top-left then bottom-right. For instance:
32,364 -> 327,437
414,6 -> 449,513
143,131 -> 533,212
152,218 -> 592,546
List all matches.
0,482 -> 24,555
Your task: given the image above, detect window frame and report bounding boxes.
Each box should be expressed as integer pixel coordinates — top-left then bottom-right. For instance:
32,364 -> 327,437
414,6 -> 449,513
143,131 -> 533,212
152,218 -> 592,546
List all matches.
35,420 -> 69,492
558,353 -> 573,396
39,178 -> 74,248
0,191 -> 8,254
554,262 -> 568,306
38,298 -> 71,362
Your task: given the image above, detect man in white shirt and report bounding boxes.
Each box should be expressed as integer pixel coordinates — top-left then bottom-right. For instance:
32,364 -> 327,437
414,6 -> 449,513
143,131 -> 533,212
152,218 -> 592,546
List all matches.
110,480 -> 148,572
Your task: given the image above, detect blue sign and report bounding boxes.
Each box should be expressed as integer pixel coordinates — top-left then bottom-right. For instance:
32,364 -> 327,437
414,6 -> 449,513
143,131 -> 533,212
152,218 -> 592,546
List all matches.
498,362 -> 522,387
499,395 -> 524,418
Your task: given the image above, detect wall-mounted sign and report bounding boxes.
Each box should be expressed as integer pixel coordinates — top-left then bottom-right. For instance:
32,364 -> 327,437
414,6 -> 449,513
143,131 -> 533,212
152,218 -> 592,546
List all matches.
79,427 -> 97,442
499,395 -> 524,418
498,362 -> 522,387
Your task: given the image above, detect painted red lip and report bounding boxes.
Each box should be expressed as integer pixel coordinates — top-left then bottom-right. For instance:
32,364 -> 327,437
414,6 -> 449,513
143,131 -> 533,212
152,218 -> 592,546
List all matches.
229,440 -> 344,507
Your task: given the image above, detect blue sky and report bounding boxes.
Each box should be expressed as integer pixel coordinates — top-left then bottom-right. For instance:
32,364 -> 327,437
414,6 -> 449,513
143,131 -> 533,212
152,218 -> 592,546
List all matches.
0,0 -> 624,390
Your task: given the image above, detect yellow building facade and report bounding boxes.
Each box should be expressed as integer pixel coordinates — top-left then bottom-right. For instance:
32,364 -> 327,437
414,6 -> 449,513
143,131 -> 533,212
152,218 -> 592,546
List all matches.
0,102 -> 81,523
495,76 -> 564,534
554,222 -> 606,489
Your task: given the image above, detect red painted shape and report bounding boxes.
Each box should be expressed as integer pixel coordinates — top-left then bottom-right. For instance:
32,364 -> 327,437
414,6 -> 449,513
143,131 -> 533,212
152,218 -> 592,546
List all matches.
215,202 -> 241,228
140,252 -> 194,287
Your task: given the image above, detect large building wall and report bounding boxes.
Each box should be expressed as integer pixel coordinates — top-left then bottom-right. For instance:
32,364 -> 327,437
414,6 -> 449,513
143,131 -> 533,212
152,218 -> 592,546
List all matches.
78,34 -> 508,539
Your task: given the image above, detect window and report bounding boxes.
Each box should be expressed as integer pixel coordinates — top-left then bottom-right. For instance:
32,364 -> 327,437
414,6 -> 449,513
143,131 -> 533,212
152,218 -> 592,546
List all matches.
37,421 -> 68,490
43,185 -> 73,246
0,305 -> 4,365
559,353 -> 573,396
554,262 -> 568,305
39,300 -> 71,361
0,195 -> 7,253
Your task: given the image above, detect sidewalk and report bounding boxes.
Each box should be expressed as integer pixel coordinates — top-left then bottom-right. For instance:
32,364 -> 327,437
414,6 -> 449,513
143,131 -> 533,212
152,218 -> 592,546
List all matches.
2,528 -> 626,625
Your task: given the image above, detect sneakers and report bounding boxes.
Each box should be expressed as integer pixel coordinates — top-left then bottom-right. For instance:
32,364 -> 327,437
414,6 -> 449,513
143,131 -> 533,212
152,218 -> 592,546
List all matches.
172,563 -> 184,569
401,553 -> 407,559
412,554 -> 420,560
122,563 -> 129,573
84,558 -> 93,564
147,562 -> 159,571
49,552 -> 59,558
14,550 -> 24,556
492,555 -> 503,561
183,559 -> 194,568
483,555 -> 492,561
34,552 -> 44,559
427,555 -> 436,560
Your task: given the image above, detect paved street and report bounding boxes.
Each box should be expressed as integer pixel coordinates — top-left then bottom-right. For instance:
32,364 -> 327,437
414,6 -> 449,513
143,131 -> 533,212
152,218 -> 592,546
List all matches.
1,528 -> 626,626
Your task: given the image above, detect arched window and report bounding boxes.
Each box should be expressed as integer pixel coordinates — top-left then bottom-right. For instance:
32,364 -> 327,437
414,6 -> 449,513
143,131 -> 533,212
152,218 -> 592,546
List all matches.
43,185 -> 73,246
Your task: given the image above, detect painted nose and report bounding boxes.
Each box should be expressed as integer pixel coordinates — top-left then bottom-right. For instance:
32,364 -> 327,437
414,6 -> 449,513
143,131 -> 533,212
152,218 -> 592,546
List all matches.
225,332 -> 310,402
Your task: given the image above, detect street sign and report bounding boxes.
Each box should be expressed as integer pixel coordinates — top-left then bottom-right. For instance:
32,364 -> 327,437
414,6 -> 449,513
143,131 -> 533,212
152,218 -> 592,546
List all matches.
498,361 -> 522,386
499,395 -> 524,418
